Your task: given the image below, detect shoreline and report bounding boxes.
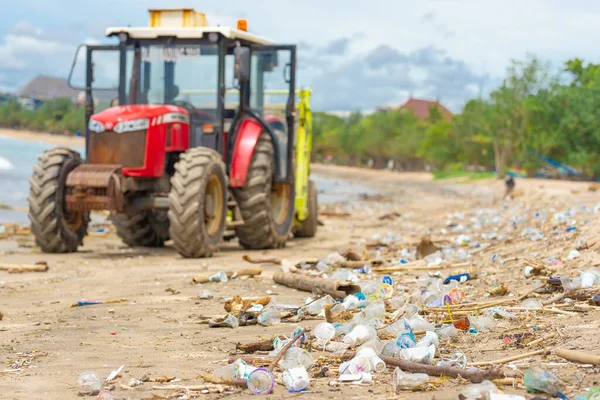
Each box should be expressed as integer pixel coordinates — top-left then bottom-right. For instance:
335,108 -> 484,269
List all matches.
0,128 -> 84,147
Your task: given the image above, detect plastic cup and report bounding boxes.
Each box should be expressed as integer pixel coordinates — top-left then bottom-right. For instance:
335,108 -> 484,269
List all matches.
247,368 -> 274,395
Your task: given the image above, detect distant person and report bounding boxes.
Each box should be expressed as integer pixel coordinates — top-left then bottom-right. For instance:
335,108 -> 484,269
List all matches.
367,158 -> 374,168
504,176 -> 515,199
75,130 -> 82,137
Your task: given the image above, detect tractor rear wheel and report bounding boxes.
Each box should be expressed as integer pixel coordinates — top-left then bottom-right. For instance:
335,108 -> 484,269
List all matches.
294,179 -> 318,238
113,210 -> 169,247
28,147 -> 89,253
233,133 -> 294,249
168,147 -> 227,258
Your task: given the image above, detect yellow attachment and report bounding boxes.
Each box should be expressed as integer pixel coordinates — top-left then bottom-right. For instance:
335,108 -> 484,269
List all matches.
294,88 -> 313,225
148,8 -> 208,28
237,19 -> 248,31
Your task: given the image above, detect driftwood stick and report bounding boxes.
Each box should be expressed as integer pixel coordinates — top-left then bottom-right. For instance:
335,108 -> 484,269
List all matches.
526,333 -> 557,347
468,349 -> 548,367
273,272 -> 360,299
268,328 -> 309,371
0,262 -> 48,273
193,267 -> 262,283
242,255 -> 282,265
382,357 -> 505,383
555,348 -> 600,365
152,384 -> 227,391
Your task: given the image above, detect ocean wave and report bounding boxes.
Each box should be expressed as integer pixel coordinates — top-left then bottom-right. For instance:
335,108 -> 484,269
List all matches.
0,156 -> 14,170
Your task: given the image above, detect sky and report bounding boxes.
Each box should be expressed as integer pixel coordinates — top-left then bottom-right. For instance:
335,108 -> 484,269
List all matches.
1,0 -> 600,111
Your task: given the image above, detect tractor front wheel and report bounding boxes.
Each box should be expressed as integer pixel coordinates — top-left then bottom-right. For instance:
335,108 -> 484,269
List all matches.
233,133 -> 294,249
168,147 -> 227,258
28,147 -> 89,253
294,179 -> 318,238
113,210 -> 170,248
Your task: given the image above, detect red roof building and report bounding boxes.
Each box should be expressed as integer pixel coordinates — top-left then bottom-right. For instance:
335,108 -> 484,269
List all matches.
399,98 -> 453,121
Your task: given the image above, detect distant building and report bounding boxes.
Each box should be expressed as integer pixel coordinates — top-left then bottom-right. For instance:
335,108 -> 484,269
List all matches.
398,98 -> 453,121
17,75 -> 80,101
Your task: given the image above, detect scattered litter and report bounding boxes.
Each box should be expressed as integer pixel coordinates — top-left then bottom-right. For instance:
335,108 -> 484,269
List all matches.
77,371 -> 103,396
523,366 -> 565,397
70,298 -> 128,307
193,267 -> 262,283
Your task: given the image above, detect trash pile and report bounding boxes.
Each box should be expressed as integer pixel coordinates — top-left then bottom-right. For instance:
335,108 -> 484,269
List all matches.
191,200 -> 600,398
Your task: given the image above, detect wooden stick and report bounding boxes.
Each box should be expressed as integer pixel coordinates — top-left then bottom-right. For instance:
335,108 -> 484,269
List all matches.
242,255 -> 282,265
555,348 -> 600,365
492,378 -> 522,386
320,210 -> 350,217
193,267 -> 262,283
268,328 -> 309,371
382,357 -> 505,383
273,272 -> 360,299
504,307 -> 579,316
526,333 -> 556,347
152,384 -> 227,391
468,349 -> 548,367
0,262 -> 48,273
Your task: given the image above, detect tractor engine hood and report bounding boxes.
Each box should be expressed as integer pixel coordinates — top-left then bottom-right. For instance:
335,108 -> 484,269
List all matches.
90,104 -> 189,131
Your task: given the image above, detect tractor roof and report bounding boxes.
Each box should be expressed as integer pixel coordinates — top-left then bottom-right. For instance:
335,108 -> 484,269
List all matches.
106,8 -> 274,45
106,26 -> 273,45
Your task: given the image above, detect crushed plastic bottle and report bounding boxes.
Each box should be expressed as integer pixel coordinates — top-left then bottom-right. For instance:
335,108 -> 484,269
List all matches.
435,323 -> 460,338
458,380 -> 498,400
520,298 -> 543,309
302,295 -> 335,316
392,367 -> 429,391
208,270 -> 228,282
258,304 -> 281,326
468,316 -> 497,332
247,368 -> 274,395
344,324 -> 377,346
483,306 -> 517,319
279,347 -> 314,370
76,371 -> 104,395
437,351 -> 467,369
209,313 -> 239,328
416,331 -> 439,347
198,289 -> 214,299
399,344 -> 436,364
523,366 -> 565,396
407,315 -> 435,331
581,268 -> 600,288
213,359 -> 246,382
283,366 -> 310,392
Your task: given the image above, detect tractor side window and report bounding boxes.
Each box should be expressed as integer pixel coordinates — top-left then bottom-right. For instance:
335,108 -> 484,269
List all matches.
224,55 -> 241,110
90,50 -> 120,113
250,49 -> 293,179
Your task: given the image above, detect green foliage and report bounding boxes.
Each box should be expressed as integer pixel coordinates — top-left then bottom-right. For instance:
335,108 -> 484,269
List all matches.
0,98 -> 85,134
312,55 -> 600,179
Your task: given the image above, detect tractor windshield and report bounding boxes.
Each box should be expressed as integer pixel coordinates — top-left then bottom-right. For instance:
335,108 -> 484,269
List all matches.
132,44 -> 219,112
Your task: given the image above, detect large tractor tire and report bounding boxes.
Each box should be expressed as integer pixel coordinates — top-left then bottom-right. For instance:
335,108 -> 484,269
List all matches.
28,147 -> 89,253
168,147 -> 227,258
113,210 -> 169,247
294,179 -> 318,238
233,133 -> 295,249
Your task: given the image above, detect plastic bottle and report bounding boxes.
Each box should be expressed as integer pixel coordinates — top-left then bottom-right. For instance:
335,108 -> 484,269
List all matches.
468,316 -> 497,333
314,322 -> 336,343
279,347 -> 314,370
213,359 -> 246,382
343,325 -> 377,346
392,367 -> 429,391
435,323 -> 460,338
76,371 -> 104,395
247,368 -> 274,395
407,315 -> 435,331
363,301 -> 386,320
303,295 -> 335,315
283,366 -> 310,392
341,294 -> 362,310
258,304 -> 281,326
523,366 -> 565,396
208,270 -> 228,282
459,380 -> 499,400
416,331 -> 439,347
399,344 -> 436,364
581,268 -> 600,288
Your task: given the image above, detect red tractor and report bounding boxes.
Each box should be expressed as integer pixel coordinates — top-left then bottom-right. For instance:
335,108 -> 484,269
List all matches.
28,9 -> 317,258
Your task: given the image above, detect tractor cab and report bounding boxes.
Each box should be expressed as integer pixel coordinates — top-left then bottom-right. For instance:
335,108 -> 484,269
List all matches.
29,9 -> 317,258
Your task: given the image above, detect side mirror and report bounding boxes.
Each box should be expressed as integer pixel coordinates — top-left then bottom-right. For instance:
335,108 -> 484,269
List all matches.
234,47 -> 251,83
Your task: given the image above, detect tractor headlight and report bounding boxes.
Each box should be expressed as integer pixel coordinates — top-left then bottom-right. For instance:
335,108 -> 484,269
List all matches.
88,119 -> 105,133
113,118 -> 149,134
